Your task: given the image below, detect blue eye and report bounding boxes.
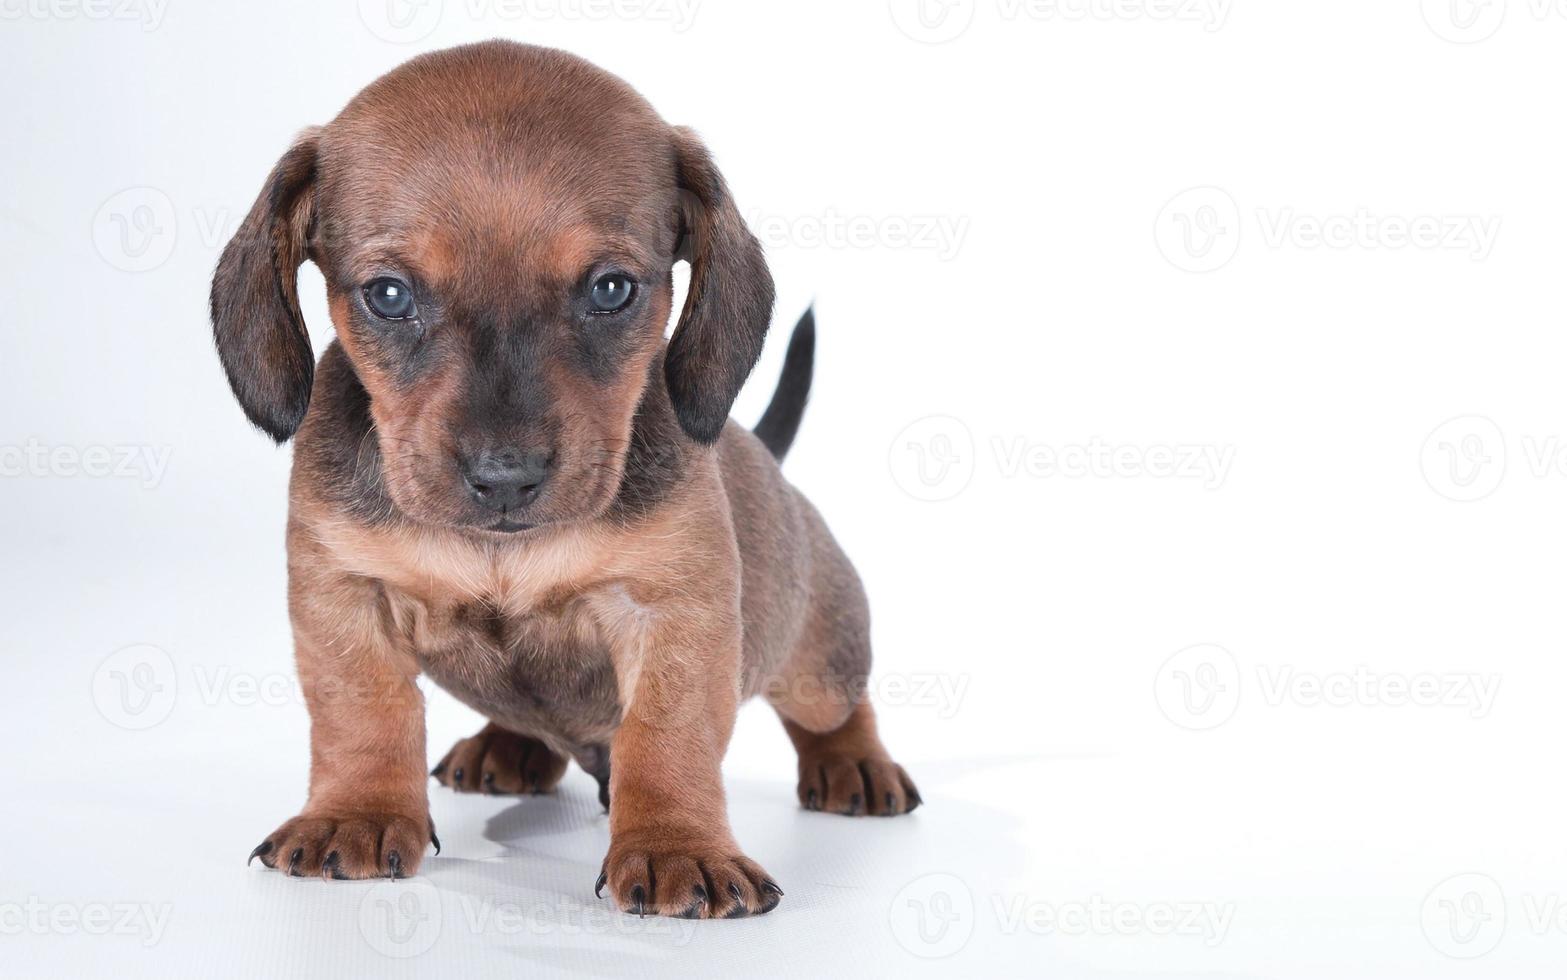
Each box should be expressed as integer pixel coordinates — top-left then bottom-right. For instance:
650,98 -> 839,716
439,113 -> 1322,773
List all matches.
364,278 -> 416,319
589,273 -> 636,313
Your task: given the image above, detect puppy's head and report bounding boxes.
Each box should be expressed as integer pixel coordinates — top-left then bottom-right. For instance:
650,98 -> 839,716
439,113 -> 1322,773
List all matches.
211,41 -> 773,533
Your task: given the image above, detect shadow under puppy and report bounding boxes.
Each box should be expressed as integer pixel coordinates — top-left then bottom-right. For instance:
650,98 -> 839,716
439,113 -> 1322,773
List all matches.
213,40 -> 918,919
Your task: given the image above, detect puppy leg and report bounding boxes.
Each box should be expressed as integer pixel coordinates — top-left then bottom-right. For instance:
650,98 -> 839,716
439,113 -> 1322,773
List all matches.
595,595 -> 781,918
780,701 -> 921,817
766,554 -> 921,817
432,723 -> 569,795
249,563 -> 434,879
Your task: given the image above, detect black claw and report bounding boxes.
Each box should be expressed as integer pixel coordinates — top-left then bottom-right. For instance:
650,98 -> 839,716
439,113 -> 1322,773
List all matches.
725,881 -> 749,916
248,840 -> 273,866
482,771 -> 496,793
287,847 -> 304,876
678,900 -> 704,919
452,767 -> 465,786
594,870 -> 607,898
805,788 -> 818,810
762,880 -> 784,897
527,771 -> 541,793
630,883 -> 646,917
847,793 -> 863,815
387,851 -> 403,879
430,762 -> 446,778
906,787 -> 923,811
693,884 -> 709,903
885,792 -> 896,815
323,851 -> 349,880
430,829 -> 441,855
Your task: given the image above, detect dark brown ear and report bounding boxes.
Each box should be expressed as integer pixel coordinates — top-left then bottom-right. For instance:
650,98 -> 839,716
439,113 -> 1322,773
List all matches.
665,126 -> 775,445
209,128 -> 320,443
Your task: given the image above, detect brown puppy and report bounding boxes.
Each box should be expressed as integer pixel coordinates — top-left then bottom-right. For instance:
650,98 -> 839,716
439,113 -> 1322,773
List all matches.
212,40 -> 918,919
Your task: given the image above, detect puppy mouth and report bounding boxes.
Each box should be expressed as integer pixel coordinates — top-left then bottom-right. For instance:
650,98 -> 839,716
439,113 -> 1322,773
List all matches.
487,518 -> 536,534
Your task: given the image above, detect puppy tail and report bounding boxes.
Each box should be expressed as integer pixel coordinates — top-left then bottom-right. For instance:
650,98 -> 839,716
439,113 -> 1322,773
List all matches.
752,306 -> 816,461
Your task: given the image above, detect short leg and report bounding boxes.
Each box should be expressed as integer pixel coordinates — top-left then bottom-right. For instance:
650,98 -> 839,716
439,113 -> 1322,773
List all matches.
593,571 -> 781,918
250,564 -> 434,879
431,723 -> 569,795
782,700 -> 921,817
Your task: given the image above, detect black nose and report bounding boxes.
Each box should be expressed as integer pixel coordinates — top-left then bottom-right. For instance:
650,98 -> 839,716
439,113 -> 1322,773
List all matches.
462,450 -> 552,512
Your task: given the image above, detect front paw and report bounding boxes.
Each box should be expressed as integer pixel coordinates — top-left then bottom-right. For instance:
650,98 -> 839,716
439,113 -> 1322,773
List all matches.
596,835 -> 782,919
248,810 -> 434,879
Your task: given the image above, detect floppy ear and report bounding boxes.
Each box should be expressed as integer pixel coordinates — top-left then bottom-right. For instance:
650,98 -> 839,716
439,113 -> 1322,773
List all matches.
665,126 -> 775,445
209,128 -> 321,443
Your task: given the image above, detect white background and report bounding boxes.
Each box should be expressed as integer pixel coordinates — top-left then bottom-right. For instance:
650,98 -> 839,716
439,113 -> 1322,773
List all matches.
3,0 -> 1565,976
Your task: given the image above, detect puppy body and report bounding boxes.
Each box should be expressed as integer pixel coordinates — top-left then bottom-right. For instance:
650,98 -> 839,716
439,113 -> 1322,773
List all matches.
219,42 -> 915,917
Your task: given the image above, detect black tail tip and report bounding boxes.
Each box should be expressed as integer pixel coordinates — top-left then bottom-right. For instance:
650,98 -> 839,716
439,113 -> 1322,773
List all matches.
753,306 -> 816,460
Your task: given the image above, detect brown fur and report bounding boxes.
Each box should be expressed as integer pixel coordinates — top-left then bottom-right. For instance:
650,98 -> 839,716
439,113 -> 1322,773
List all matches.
216,41 -> 916,918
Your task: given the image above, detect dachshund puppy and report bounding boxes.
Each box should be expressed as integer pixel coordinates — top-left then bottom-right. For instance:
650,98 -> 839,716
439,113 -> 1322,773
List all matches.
213,40 -> 918,919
